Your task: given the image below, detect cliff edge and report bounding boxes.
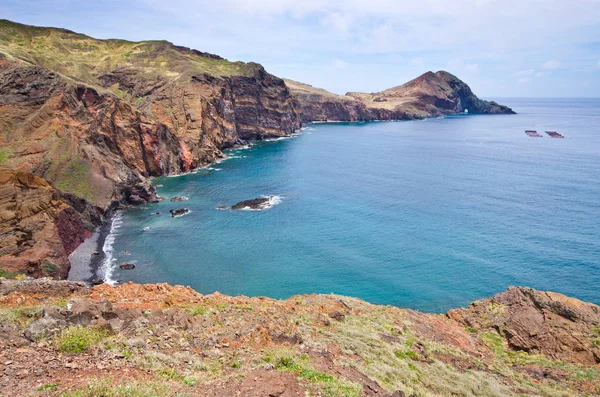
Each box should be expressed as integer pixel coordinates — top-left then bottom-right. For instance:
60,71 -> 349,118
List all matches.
0,281 -> 597,396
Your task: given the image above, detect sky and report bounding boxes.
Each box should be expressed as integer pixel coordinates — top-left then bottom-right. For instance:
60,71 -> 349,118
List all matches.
2,0 -> 600,97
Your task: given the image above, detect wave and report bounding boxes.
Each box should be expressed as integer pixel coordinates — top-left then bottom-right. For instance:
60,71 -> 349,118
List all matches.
99,211 -> 123,285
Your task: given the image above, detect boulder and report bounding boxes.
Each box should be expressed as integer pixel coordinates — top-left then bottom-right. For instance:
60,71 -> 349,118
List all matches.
169,208 -> 190,217
231,197 -> 270,210
120,263 -> 136,270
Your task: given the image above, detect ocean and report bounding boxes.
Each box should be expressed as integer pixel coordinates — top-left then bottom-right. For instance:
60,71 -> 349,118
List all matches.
86,98 -> 600,313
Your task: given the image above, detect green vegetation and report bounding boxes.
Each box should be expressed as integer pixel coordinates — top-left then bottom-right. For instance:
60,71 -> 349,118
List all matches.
593,326 -> 600,347
0,268 -> 19,279
264,350 -> 361,397
0,18 -> 255,99
59,378 -> 171,397
38,384 -> 58,392
42,260 -> 58,278
0,148 -> 10,165
479,331 -> 507,357
394,348 -> 420,360
190,306 -> 208,316
56,326 -> 110,354
0,306 -> 43,328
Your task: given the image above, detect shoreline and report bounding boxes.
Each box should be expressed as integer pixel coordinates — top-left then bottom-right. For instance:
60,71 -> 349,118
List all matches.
68,215 -> 113,284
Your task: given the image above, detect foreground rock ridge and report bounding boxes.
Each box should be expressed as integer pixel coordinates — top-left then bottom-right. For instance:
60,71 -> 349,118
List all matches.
0,280 -> 597,396
0,19 -> 514,278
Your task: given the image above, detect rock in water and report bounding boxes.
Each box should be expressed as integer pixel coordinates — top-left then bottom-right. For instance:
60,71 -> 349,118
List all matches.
92,279 -> 104,285
231,197 -> 270,210
170,196 -> 189,202
119,263 -> 135,270
169,208 -> 190,217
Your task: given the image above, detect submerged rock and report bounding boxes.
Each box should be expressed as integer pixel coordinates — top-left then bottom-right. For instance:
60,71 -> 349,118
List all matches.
231,197 -> 270,210
170,196 -> 189,202
216,206 -> 228,211
169,208 -> 190,217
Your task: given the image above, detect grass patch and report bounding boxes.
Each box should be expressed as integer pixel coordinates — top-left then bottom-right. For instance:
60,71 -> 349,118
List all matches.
190,306 -> 208,316
42,260 -> 58,278
38,383 -> 58,392
0,268 -> 20,279
264,350 -> 361,397
56,326 -> 110,354
59,377 -> 171,397
592,326 -> 600,347
0,306 -> 43,328
479,331 -> 506,357
394,348 -> 420,361
0,148 -> 10,165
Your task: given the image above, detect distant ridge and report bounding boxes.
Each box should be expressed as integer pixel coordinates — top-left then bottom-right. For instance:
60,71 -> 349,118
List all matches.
285,71 -> 515,123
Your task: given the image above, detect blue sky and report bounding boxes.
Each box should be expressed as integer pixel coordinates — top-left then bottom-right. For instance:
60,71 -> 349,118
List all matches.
2,0 -> 599,97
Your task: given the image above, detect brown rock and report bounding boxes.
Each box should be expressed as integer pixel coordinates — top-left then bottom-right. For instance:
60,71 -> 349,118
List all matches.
448,286 -> 600,365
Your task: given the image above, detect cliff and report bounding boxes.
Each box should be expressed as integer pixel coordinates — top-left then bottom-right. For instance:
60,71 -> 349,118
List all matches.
0,19 -> 300,209
285,71 -> 515,123
0,168 -> 102,279
0,280 -> 597,396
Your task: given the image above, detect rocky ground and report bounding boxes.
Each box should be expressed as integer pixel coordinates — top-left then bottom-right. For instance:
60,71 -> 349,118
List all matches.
0,279 -> 598,396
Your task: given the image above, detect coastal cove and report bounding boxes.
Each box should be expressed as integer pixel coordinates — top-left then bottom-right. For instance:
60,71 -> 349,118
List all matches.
69,98 -> 600,313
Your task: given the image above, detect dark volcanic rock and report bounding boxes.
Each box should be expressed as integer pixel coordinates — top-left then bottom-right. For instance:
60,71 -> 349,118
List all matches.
119,263 -> 136,270
231,197 -> 270,210
169,208 -> 190,217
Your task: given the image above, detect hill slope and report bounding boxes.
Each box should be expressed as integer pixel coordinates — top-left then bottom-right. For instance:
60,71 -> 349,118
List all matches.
0,19 -> 301,208
286,72 -> 515,123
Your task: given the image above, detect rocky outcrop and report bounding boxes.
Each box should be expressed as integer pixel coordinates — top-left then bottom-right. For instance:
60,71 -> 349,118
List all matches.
231,197 -> 270,210
0,281 -> 598,396
0,168 -> 102,278
448,286 -> 600,365
286,71 -> 515,123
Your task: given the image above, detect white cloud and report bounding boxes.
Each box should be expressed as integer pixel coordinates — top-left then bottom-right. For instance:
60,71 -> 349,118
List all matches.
535,71 -> 544,78
515,69 -> 535,76
542,60 -> 560,70
410,57 -> 424,67
465,64 -> 480,72
331,59 -> 347,69
322,12 -> 354,34
518,77 -> 531,84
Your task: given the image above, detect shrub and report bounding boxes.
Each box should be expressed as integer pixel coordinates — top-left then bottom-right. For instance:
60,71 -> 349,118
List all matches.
56,326 -> 109,354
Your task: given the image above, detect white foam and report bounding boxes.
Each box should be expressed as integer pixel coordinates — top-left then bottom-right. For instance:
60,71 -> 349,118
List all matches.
99,211 -> 123,285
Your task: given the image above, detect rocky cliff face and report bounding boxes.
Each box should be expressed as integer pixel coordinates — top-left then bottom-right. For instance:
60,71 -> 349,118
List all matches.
0,169 -> 102,278
286,71 -> 515,123
0,20 -> 300,278
0,20 -> 300,209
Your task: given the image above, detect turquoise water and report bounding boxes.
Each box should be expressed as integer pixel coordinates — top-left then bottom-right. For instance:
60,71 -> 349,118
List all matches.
105,98 -> 600,313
